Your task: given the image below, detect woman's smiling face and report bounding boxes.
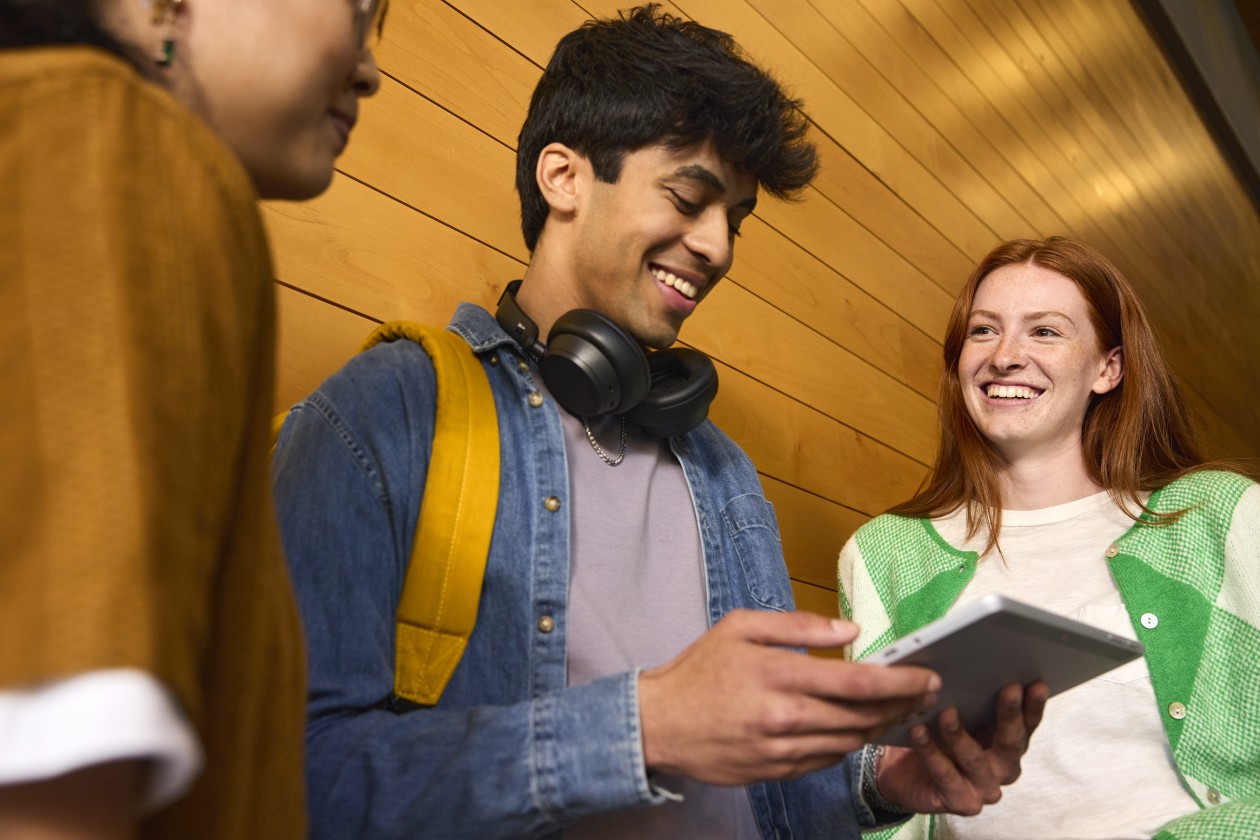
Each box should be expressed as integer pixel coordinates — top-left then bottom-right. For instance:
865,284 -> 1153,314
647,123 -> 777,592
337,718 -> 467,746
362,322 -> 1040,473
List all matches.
176,0 -> 383,199
959,262 -> 1123,463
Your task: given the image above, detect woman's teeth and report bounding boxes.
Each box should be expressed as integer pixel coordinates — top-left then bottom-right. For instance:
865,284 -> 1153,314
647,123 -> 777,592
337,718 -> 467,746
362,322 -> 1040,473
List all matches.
986,384 -> 1038,399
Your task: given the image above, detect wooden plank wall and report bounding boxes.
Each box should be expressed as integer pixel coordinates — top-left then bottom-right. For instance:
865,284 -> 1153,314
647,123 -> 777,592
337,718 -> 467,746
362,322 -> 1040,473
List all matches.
264,0 -> 1260,621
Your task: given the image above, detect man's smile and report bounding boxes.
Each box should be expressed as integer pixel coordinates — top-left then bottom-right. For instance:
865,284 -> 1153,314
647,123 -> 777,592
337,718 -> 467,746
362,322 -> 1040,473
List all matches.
650,264 -> 700,300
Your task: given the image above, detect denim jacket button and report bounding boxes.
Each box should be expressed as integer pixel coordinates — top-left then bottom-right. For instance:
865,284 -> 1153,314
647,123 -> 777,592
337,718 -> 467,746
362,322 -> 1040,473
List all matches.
1168,701 -> 1187,720
537,615 -> 555,633
489,354 -> 500,366
528,392 -> 544,408
517,360 -> 530,372
544,496 -> 561,512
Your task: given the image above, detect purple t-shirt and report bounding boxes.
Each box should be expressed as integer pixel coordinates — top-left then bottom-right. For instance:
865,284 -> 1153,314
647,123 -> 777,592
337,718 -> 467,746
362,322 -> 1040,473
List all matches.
559,408 -> 759,840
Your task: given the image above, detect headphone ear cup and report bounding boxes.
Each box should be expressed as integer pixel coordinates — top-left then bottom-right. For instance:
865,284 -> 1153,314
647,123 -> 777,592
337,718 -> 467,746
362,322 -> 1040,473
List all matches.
625,348 -> 718,437
542,310 -> 651,417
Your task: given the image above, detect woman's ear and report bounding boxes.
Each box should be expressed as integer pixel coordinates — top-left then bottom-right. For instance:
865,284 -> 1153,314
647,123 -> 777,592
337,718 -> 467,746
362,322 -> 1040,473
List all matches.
535,143 -> 584,217
1093,345 -> 1124,395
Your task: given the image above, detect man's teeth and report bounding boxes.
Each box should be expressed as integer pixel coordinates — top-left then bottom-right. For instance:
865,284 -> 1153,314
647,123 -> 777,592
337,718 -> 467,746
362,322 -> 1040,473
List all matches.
651,268 -> 698,300
986,384 -> 1038,399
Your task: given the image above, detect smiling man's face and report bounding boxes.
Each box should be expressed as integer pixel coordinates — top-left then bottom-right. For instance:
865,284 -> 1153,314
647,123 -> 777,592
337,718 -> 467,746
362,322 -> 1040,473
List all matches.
566,138 -> 758,349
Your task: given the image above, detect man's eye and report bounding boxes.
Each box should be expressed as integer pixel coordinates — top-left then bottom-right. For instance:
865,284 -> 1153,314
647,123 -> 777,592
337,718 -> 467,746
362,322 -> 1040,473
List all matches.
668,190 -> 701,214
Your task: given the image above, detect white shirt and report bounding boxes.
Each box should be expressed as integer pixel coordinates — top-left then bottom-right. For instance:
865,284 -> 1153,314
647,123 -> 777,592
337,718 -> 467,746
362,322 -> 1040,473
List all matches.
0,669 -> 200,811
931,492 -> 1199,840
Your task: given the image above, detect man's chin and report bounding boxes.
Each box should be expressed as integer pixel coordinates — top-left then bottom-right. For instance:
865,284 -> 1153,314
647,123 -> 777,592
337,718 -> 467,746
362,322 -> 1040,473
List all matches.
638,329 -> 682,351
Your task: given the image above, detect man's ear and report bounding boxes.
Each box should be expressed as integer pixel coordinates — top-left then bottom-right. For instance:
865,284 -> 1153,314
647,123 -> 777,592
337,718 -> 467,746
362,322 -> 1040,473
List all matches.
535,143 -> 584,217
1093,345 -> 1124,395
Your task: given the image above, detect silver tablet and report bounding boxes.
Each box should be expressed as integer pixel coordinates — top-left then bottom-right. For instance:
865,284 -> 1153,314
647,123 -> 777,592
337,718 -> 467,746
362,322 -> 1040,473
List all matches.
868,594 -> 1144,746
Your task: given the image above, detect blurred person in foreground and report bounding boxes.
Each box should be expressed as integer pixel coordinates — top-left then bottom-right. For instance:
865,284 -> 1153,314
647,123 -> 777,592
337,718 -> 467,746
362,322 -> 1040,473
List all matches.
0,0 -> 382,835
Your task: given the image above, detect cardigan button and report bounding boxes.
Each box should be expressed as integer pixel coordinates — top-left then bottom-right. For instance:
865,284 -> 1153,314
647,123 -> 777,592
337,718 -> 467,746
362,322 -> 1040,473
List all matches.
1168,701 -> 1187,720
537,615 -> 555,633
1206,787 -> 1221,805
528,392 -> 544,408
1105,544 -> 1119,558
1141,612 -> 1158,629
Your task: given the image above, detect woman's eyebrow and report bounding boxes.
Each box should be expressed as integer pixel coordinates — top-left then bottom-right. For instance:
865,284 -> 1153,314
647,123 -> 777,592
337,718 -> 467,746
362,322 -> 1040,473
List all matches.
968,308 -> 1076,325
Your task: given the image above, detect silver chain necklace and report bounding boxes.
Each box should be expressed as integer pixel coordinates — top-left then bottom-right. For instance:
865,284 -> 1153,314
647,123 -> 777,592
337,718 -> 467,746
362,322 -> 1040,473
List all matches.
582,415 -> 628,467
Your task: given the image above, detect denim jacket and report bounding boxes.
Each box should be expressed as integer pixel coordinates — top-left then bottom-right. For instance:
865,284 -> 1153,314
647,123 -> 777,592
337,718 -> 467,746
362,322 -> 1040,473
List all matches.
272,303 -> 868,839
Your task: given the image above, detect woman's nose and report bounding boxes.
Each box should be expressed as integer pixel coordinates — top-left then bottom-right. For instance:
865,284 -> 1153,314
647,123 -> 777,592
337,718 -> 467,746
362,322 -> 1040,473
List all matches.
352,47 -> 381,98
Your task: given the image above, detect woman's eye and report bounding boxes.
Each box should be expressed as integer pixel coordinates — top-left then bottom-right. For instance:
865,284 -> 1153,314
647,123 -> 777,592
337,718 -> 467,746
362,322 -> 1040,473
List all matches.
1033,327 -> 1060,337
967,325 -> 994,336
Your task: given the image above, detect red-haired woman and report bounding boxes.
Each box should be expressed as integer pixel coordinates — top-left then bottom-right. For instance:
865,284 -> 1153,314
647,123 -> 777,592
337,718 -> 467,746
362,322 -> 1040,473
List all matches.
840,237 -> 1258,839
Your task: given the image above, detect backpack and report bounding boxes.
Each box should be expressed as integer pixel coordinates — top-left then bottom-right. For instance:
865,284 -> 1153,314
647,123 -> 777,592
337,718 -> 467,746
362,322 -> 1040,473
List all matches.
275,321 -> 500,706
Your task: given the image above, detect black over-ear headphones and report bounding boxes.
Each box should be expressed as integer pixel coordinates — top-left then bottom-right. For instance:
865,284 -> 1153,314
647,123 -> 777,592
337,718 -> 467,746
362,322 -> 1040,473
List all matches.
495,280 -> 718,437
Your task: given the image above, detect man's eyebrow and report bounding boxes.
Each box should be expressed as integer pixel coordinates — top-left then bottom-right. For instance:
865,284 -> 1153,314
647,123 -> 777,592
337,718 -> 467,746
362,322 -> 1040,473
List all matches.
672,164 -> 758,210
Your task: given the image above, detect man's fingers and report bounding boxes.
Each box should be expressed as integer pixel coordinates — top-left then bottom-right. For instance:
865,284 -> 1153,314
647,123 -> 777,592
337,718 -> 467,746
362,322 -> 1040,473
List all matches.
1023,680 -> 1049,731
719,608 -> 860,649
905,721 -> 987,816
717,611 -> 942,702
983,681 -> 1048,784
988,684 -> 1029,751
934,708 -> 1000,803
905,725 -> 977,813
807,660 -> 941,704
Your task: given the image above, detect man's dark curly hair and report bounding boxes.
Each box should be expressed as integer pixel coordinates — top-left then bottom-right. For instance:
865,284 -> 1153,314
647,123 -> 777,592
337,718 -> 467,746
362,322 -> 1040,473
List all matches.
515,4 -> 819,251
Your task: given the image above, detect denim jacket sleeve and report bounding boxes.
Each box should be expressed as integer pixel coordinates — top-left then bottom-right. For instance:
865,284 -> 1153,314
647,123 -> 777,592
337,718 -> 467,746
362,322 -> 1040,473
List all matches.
271,342 -> 667,839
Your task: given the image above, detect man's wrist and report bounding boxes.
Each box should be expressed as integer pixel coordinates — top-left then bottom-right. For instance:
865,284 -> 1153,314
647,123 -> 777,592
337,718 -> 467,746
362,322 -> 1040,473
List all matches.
859,744 -> 915,824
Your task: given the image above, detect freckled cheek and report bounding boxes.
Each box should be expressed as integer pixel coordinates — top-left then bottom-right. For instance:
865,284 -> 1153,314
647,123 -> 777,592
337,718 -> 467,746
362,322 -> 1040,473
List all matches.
958,353 -> 985,387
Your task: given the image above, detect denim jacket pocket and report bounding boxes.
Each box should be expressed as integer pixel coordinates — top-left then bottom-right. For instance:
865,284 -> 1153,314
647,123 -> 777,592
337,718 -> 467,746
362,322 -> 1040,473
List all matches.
722,493 -> 791,611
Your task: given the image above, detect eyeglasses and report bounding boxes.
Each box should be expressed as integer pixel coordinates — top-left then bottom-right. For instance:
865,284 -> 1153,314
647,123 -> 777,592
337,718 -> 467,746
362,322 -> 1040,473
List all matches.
353,0 -> 387,50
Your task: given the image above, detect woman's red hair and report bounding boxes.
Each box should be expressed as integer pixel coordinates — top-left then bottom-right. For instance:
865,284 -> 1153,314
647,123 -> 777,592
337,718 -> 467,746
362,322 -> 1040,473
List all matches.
890,236 -> 1230,552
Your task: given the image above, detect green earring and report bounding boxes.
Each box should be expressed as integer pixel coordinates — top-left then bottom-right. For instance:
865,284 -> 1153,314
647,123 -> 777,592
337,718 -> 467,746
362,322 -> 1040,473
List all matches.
153,0 -> 183,67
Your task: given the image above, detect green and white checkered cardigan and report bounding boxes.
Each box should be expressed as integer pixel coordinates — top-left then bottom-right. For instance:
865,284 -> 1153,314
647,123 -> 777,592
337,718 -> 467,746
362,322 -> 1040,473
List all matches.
838,470 -> 1260,840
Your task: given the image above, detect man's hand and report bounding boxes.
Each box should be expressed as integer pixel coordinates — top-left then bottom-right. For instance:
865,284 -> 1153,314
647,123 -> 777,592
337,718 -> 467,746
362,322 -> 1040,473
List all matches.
875,680 -> 1049,815
638,610 -> 942,786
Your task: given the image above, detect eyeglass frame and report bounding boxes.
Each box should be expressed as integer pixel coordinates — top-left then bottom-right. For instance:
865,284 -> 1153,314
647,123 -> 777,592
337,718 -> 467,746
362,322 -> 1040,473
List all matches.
352,0 -> 387,50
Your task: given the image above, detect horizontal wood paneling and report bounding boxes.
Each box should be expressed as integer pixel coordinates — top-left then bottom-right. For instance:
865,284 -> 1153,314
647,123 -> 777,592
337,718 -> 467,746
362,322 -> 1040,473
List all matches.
268,0 -> 1260,622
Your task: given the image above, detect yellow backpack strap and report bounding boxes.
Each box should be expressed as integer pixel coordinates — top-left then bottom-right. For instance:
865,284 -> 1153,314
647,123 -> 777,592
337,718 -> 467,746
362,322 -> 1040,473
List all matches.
361,321 -> 500,706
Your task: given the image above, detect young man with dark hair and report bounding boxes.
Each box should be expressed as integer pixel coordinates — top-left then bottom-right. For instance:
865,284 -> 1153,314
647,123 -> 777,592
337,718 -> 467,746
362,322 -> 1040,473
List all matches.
273,6 -> 1044,838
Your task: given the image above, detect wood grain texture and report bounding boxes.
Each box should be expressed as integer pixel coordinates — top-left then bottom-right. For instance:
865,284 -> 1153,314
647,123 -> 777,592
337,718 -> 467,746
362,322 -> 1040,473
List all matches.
267,0 -> 1260,613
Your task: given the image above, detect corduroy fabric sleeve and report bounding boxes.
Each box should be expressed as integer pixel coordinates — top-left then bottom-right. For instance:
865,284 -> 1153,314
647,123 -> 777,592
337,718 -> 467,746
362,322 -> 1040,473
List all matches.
0,47 -> 306,840
1,45 -> 255,715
